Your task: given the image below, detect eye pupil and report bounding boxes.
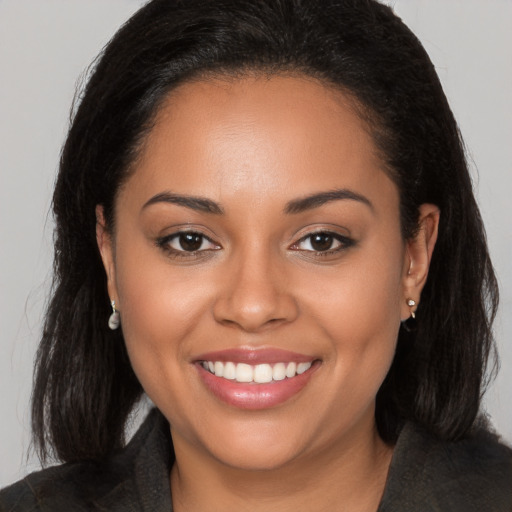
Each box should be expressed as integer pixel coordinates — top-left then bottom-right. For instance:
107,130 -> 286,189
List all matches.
179,233 -> 203,251
311,233 -> 333,251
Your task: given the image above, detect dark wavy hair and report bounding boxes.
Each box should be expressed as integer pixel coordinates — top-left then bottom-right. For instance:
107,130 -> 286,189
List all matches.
32,0 -> 499,463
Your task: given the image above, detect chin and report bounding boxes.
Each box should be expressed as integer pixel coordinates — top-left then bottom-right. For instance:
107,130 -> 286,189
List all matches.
196,416 -> 312,471
211,441 -> 303,472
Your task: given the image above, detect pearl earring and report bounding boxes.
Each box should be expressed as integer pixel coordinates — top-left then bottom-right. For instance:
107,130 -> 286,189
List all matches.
108,300 -> 120,330
406,298 -> 416,319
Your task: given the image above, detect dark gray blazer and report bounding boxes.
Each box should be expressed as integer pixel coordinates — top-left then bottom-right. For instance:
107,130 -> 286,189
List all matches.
1,409 -> 511,511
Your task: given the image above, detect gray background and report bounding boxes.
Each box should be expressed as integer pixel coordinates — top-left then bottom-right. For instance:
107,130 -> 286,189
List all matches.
1,0 -> 510,487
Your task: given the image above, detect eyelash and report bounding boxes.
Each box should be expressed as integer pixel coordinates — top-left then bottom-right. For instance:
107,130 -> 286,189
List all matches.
290,231 -> 355,256
155,230 -> 355,259
155,231 -> 221,259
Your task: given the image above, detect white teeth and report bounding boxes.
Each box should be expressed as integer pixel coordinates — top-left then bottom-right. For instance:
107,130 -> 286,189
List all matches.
223,361 -> 236,380
214,361 -> 224,377
297,362 -> 312,375
235,363 -> 253,383
285,362 -> 297,378
202,360 -> 313,383
254,364 -> 273,383
272,362 -> 286,381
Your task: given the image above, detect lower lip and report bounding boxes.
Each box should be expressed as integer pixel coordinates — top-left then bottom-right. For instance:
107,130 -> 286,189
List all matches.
196,363 -> 319,410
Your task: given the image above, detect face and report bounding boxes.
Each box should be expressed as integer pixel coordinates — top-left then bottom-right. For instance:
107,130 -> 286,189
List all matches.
98,75 -> 436,471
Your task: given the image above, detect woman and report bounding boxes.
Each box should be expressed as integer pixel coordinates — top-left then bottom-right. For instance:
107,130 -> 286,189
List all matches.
1,0 -> 510,510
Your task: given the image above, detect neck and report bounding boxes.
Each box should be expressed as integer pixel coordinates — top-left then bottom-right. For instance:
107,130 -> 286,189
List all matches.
170,416 -> 393,512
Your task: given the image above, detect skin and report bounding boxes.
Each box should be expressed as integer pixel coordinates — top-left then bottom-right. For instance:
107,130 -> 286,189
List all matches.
97,75 -> 439,512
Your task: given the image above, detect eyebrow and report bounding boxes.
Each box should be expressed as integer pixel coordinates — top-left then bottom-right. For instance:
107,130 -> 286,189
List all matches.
142,188 -> 373,216
142,192 -> 224,214
284,188 -> 374,214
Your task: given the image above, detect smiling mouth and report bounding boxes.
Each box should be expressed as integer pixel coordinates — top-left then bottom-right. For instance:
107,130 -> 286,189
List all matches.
200,360 -> 313,384
195,348 -> 319,409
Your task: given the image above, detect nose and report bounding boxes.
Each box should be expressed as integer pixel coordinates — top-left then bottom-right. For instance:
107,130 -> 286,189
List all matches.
212,247 -> 299,332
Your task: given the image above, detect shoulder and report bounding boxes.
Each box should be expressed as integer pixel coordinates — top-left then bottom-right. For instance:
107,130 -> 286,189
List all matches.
0,459 -> 129,512
379,420 -> 512,512
0,409 -> 173,512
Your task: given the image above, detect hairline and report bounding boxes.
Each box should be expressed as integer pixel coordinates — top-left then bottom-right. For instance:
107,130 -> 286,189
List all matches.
109,66 -> 402,234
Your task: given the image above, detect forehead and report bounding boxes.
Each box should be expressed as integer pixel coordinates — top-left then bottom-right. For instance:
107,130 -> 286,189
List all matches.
123,74 -> 396,211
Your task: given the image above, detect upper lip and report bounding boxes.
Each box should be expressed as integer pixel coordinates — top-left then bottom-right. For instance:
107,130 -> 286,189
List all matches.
194,347 -> 316,365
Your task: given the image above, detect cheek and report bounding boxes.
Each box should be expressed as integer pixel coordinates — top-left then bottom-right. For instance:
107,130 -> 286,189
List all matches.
112,241 -> 209,387
308,242 -> 403,332
304,238 -> 404,391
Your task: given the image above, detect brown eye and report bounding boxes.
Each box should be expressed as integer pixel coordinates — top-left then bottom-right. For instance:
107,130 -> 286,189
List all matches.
290,231 -> 354,254
178,233 -> 204,251
157,231 -> 220,254
310,233 -> 335,251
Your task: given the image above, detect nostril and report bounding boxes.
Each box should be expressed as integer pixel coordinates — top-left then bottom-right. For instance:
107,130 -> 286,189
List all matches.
217,314 -> 288,332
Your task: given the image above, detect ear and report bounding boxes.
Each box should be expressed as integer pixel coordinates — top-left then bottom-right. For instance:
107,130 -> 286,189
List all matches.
96,205 -> 119,307
401,203 -> 440,320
